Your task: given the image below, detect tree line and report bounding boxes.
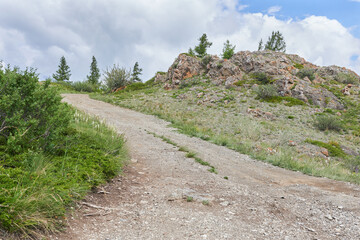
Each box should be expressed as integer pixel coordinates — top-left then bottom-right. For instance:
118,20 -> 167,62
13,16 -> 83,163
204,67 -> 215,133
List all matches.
53,30 -> 285,92
188,31 -> 286,60
52,56 -> 143,92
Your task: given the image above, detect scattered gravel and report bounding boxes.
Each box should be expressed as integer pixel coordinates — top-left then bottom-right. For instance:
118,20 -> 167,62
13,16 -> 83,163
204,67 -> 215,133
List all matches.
49,94 -> 360,240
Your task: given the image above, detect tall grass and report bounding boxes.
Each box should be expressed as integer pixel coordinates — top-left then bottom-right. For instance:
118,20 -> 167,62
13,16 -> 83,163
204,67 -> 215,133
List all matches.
0,110 -> 127,237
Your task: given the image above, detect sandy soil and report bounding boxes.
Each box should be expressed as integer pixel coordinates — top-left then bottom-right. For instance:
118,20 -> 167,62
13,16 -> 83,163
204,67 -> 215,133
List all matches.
50,94 -> 360,240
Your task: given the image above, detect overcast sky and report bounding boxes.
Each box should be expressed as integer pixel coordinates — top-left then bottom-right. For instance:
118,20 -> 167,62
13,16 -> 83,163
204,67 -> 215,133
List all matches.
0,0 -> 360,82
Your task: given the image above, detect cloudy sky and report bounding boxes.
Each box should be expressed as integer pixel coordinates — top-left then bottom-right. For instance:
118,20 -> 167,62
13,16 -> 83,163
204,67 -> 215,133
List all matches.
0,0 -> 360,82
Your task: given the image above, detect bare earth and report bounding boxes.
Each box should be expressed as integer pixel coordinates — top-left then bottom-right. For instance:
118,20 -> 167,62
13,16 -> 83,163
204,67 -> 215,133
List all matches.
53,94 -> 360,240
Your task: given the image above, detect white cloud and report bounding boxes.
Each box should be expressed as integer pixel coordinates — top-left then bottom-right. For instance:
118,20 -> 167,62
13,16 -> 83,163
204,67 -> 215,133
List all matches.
0,0 -> 359,82
267,6 -> 282,15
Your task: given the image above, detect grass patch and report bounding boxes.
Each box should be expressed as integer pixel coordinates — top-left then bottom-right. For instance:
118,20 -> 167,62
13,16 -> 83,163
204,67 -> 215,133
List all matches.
0,111 -> 127,237
147,131 -> 217,174
254,84 -> 279,100
263,96 -> 306,107
305,139 -> 347,158
296,68 -> 315,81
314,115 -> 343,132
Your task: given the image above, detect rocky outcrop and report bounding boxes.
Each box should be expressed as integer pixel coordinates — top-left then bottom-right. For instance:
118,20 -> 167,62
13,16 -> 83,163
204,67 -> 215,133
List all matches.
158,51 -> 359,109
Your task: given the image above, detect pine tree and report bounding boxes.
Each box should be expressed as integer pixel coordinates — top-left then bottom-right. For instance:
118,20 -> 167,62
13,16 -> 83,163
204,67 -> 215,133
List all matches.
264,31 -> 286,52
86,56 -> 100,84
221,40 -> 236,59
194,33 -> 212,58
188,48 -> 195,57
131,62 -> 143,82
258,39 -> 263,51
53,56 -> 71,82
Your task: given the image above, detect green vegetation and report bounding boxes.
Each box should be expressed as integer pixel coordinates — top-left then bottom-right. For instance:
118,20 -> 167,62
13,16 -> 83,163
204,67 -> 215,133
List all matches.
305,139 -> 346,158
293,63 -> 304,69
258,31 -> 286,52
254,85 -> 279,99
221,40 -> 236,59
0,67 -> 127,237
72,81 -> 100,93
202,200 -> 210,205
251,72 -> 272,84
296,68 -> 316,81
335,72 -> 359,85
103,64 -> 131,92
147,131 -> 217,174
86,56 -> 101,85
0,67 -> 70,153
131,62 -> 143,82
193,33 -> 213,58
53,56 -> 71,82
314,115 -> 343,132
91,79 -> 360,184
263,96 -> 306,107
186,196 -> 194,202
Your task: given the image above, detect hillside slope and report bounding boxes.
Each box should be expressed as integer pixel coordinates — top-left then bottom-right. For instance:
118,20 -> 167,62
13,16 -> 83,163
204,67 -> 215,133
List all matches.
92,50 -> 360,184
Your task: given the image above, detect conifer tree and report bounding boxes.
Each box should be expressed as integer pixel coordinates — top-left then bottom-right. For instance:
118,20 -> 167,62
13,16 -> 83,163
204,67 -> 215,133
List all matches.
221,40 -> 236,59
53,56 -> 71,82
87,56 -> 100,84
188,48 -> 195,57
131,62 -> 143,82
258,39 -> 263,51
194,33 -> 212,58
264,31 -> 286,52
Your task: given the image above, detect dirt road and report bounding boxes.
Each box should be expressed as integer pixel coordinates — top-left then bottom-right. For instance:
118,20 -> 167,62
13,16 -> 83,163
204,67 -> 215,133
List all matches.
55,94 -> 360,240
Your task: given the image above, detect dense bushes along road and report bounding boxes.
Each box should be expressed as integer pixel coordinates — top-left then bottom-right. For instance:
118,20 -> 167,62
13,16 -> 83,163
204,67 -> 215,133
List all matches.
0,67 -> 127,238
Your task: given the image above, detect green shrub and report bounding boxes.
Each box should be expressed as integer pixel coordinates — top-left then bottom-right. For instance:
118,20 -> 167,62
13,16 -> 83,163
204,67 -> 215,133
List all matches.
296,68 -> 315,81
0,112 -> 127,235
294,63 -> 304,69
201,55 -> 212,67
103,64 -> 131,92
250,72 -> 272,84
335,72 -> 359,85
72,81 -> 99,92
254,85 -> 279,99
0,67 -> 71,153
314,115 -> 343,132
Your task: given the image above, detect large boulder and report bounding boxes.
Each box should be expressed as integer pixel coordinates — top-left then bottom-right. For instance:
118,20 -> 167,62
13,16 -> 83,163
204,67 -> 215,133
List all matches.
167,54 -> 204,85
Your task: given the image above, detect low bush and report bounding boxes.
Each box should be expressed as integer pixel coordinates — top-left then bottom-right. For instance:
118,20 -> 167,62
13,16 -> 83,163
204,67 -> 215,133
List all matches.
201,55 -> 212,67
0,66 -> 127,236
251,72 -> 272,84
293,63 -> 304,69
314,115 -> 343,132
296,68 -> 315,81
254,85 -> 279,99
335,72 -> 359,85
72,81 -> 99,92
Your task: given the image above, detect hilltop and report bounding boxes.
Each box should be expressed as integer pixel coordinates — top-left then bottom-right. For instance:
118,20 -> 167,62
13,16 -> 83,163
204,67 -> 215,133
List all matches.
155,50 -> 359,110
